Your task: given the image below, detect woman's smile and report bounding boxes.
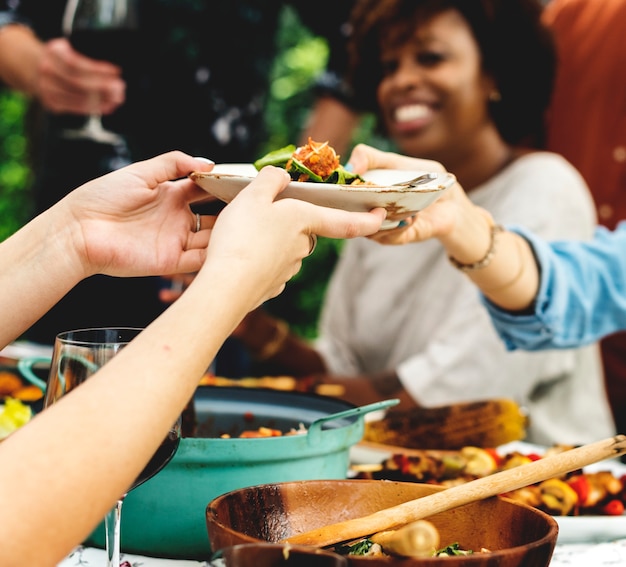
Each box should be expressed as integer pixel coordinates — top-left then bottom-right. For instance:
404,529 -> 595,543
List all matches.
392,102 -> 435,132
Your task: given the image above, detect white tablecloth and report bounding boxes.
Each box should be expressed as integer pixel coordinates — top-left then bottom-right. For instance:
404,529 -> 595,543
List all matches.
59,540 -> 626,567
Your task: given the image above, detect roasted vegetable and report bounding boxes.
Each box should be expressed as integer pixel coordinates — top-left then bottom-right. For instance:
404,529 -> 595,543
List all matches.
538,478 -> 579,515
358,441 -> 626,518
0,397 -> 32,441
370,520 -> 440,558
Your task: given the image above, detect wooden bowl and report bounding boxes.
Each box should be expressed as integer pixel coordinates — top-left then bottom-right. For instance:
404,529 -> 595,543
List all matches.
206,479 -> 558,566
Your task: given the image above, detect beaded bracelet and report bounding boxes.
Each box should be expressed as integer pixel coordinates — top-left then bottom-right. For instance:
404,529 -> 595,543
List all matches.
448,224 -> 504,272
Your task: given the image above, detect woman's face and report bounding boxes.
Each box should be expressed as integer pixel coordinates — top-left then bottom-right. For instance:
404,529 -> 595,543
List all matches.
376,9 -> 496,162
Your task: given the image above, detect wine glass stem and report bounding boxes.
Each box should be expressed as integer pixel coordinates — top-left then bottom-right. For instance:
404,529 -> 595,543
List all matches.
105,496 -> 126,567
85,113 -> 106,133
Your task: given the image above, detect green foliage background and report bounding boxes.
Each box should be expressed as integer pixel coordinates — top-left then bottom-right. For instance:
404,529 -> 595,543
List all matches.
0,90 -> 32,241
0,6 -> 386,338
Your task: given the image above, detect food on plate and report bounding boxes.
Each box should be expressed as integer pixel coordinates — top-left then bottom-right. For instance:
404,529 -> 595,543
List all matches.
0,397 -> 32,441
355,444 -> 626,517
363,398 -> 528,450
502,470 -> 626,516
253,138 -> 367,185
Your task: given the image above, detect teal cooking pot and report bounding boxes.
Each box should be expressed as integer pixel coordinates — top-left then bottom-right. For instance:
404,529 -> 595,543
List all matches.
18,358 -> 396,560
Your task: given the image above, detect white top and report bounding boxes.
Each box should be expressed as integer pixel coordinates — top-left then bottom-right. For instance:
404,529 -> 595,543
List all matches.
315,152 -> 615,446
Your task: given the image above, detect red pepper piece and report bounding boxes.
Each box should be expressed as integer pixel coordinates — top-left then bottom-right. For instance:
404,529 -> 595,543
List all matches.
484,448 -> 503,468
602,499 -> 625,516
567,476 -> 590,506
392,453 -> 411,475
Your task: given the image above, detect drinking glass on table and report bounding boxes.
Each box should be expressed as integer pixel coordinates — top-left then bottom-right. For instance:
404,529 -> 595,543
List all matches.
61,0 -> 139,144
42,327 -> 181,567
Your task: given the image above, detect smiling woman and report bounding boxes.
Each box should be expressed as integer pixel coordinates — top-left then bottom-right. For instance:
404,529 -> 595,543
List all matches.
222,0 -> 617,448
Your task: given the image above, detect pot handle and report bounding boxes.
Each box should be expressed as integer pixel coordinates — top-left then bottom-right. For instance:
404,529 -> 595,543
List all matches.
17,356 -> 50,393
306,398 -> 399,446
18,353 -> 99,396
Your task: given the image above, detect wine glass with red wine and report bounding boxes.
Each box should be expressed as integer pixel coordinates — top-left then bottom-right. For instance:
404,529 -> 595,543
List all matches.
43,327 -> 181,567
61,0 -> 138,144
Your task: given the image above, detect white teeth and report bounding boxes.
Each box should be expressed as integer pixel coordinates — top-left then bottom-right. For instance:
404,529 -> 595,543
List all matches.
395,104 -> 429,123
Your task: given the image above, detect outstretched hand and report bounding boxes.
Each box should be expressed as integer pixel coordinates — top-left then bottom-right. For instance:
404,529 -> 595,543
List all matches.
346,143 -> 468,245
63,151 -> 215,278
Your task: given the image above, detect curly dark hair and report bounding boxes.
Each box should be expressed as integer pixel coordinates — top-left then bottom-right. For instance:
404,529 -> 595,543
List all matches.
347,0 -> 555,146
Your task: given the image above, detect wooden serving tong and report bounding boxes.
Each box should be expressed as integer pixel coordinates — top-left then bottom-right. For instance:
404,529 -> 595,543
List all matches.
283,435 -> 626,549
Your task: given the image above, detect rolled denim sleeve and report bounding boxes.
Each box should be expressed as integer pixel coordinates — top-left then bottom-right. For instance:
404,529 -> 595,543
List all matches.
482,223 -> 626,351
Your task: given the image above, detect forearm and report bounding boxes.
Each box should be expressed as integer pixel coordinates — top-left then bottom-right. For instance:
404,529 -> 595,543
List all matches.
440,204 -> 540,312
0,207 -> 87,347
0,256 -> 255,566
0,24 -> 42,94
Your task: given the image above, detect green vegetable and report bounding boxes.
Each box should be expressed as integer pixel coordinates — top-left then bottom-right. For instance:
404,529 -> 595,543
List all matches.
253,144 -> 296,170
253,144 -> 365,185
289,157 -> 325,182
435,542 -> 473,556
335,538 -> 375,556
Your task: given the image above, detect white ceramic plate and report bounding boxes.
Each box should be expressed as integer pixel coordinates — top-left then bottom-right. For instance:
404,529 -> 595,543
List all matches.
190,163 -> 456,229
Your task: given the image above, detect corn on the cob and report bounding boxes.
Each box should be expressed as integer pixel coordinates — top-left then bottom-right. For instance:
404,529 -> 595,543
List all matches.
363,398 -> 528,450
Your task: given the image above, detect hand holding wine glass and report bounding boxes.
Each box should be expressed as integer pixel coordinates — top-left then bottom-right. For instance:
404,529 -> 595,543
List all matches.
62,0 -> 138,144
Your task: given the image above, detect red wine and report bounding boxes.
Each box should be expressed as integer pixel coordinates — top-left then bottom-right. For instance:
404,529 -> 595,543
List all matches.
132,428 -> 180,490
69,28 -> 137,69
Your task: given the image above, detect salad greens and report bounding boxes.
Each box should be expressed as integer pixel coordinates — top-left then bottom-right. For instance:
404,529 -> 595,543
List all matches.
435,542 -> 474,556
335,538 -> 376,556
335,537 -> 476,558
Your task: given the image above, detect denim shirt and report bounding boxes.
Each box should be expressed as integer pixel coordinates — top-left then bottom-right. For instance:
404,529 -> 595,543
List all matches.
484,222 -> 626,350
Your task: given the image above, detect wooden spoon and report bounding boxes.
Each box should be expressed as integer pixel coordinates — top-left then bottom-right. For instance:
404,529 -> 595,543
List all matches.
283,434 -> 626,547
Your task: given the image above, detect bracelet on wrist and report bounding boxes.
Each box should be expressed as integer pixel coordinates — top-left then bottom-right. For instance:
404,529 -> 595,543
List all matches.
448,224 -> 504,272
255,319 -> 290,361
481,234 -> 526,293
